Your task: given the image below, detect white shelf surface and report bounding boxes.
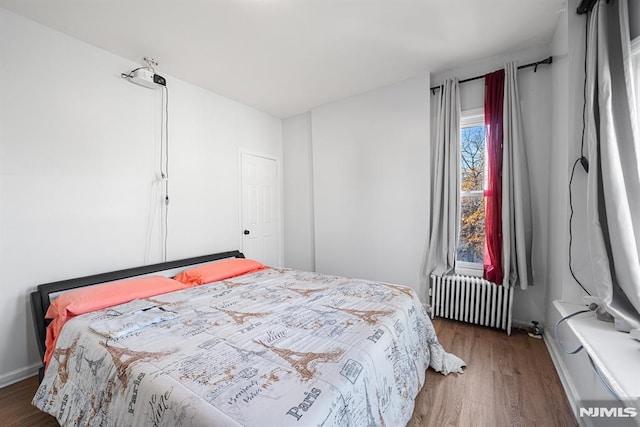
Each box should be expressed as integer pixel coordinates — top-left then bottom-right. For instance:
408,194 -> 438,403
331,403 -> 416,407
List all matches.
554,300 -> 640,402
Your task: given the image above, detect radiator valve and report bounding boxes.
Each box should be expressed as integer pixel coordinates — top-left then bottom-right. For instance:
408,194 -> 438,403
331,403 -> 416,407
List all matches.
528,320 -> 543,339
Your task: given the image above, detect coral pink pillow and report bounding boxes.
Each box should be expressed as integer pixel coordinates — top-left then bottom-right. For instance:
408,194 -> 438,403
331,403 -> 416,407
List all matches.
44,276 -> 185,366
174,258 -> 267,287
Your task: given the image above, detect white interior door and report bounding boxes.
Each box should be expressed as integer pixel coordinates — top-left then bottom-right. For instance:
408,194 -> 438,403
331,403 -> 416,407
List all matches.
240,152 -> 280,266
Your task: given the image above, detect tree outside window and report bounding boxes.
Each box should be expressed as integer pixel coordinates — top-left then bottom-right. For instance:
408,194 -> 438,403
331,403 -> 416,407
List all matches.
457,122 -> 486,265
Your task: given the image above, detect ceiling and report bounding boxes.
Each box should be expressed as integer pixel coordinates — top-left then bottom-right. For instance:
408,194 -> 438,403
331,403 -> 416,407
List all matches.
0,0 -> 566,118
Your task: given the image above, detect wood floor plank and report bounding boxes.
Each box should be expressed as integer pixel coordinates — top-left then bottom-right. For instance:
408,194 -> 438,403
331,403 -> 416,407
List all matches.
458,400 -> 496,427
492,370 -> 522,427
412,318 -> 576,427
1,318 -> 575,427
0,375 -> 58,426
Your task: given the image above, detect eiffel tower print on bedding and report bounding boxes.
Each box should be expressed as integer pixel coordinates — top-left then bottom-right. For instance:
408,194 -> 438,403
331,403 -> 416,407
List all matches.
33,267 -> 464,426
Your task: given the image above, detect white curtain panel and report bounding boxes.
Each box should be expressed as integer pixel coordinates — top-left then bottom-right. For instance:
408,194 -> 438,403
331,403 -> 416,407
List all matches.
501,62 -> 533,290
426,79 -> 461,276
585,0 -> 640,331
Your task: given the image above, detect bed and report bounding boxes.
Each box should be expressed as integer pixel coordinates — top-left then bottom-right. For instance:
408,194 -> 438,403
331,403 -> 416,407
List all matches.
30,250 -> 464,426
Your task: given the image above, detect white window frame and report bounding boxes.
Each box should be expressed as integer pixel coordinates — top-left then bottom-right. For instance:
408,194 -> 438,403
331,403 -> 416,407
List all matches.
456,108 -> 485,277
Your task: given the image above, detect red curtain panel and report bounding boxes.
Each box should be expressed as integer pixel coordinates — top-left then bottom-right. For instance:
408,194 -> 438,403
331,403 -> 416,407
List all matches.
484,70 -> 504,284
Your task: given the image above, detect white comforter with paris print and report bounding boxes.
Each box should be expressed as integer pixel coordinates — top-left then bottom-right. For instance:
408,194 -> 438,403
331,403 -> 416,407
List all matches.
33,268 -> 465,426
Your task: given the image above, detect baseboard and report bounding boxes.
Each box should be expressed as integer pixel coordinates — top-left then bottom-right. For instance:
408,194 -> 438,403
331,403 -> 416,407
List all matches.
543,329 -> 580,418
0,363 -> 40,389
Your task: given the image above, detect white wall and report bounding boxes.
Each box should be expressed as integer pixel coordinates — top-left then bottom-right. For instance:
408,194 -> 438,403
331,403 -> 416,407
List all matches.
544,0 -> 611,315
545,1 -> 591,314
545,3 -> 571,322
282,112 -> 315,271
0,8 -> 282,385
431,45 -> 553,325
544,6 -> 583,414
300,76 -> 431,299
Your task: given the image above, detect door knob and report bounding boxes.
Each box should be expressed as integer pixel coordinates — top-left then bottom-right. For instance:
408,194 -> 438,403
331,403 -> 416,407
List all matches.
243,230 -> 250,235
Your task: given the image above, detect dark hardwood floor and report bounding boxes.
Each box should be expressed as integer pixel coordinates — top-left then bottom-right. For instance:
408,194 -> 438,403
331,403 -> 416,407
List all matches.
1,318 -> 575,426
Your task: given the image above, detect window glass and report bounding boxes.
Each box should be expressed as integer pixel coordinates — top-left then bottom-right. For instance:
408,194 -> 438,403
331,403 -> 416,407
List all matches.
457,112 -> 486,268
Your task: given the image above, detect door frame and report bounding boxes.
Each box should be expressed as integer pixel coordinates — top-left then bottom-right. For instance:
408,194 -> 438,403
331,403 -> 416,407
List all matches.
237,148 -> 283,267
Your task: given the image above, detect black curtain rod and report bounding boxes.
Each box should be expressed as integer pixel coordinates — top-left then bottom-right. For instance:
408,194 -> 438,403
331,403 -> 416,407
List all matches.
577,0 -> 598,15
430,56 -> 553,94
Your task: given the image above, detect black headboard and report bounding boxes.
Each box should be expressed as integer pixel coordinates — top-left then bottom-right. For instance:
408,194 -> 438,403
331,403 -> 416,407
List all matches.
30,250 -> 245,379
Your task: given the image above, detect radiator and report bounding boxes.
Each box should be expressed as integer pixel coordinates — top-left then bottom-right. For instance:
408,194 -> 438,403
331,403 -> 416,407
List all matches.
429,275 -> 514,335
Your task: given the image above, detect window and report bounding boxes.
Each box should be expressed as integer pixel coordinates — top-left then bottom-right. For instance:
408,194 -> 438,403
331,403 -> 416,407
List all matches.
456,109 -> 486,275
